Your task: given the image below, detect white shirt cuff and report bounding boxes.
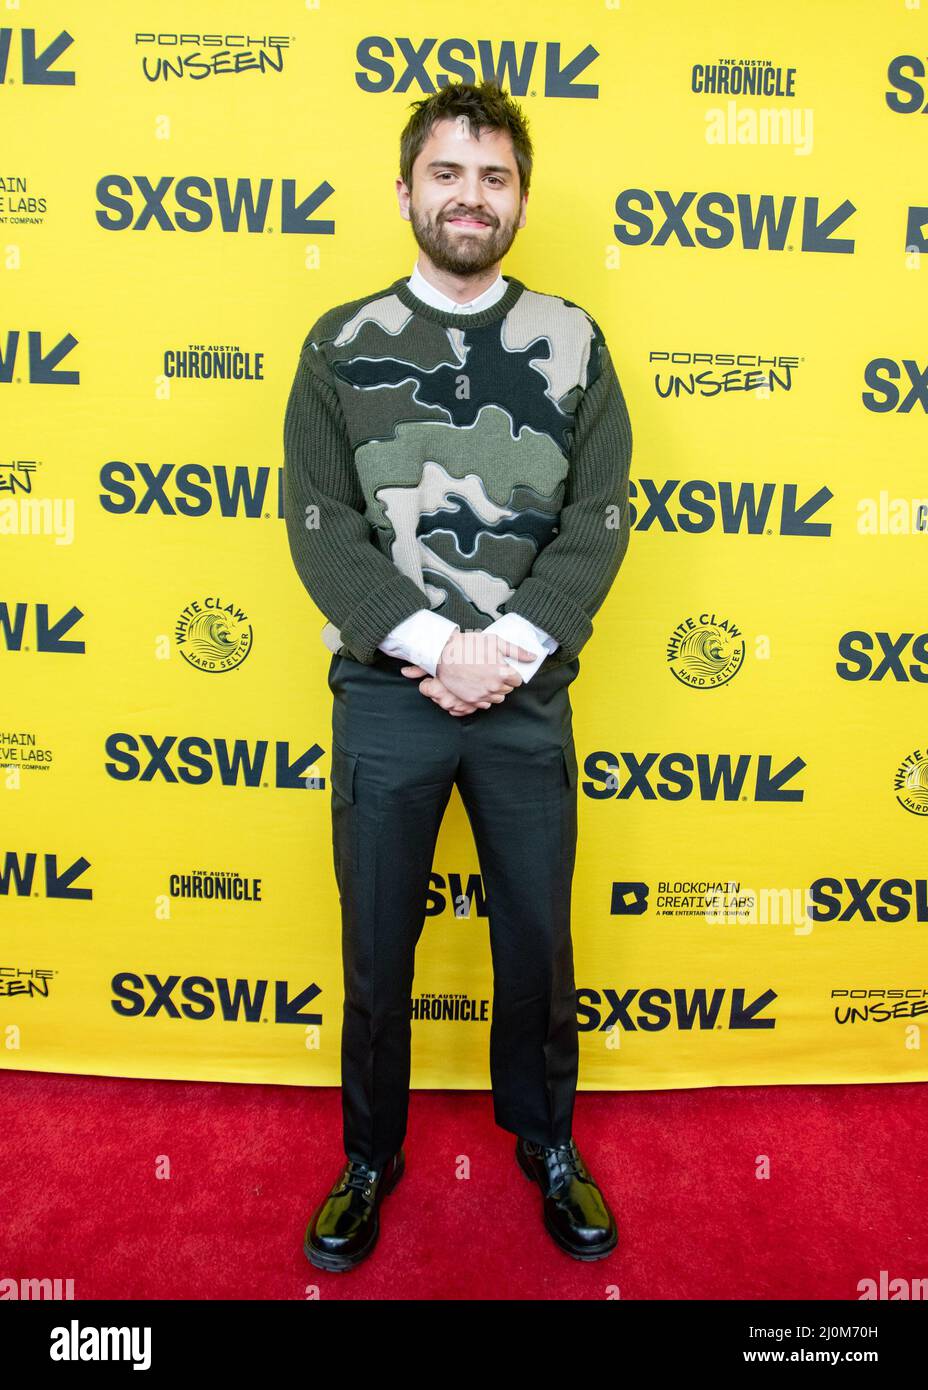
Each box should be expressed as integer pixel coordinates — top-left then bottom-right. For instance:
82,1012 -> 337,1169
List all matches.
378,609 -> 460,677
484,612 -> 558,684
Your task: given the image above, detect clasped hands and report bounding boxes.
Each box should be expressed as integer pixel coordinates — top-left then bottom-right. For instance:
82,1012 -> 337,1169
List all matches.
400,629 -> 537,717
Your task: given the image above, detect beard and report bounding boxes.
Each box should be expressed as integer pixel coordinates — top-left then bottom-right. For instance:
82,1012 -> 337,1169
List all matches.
408,201 -> 520,276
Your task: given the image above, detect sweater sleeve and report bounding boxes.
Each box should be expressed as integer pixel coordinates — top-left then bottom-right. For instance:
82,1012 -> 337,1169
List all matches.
282,333 -> 434,664
497,326 -> 633,661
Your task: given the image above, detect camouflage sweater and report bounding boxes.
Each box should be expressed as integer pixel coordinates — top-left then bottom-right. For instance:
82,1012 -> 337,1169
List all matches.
282,273 -> 633,668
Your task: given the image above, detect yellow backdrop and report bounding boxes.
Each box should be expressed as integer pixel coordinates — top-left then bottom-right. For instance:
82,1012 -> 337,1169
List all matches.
3,0 -> 926,1094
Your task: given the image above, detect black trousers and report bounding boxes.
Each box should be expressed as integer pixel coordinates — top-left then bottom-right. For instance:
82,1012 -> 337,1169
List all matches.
327,648 -> 581,1169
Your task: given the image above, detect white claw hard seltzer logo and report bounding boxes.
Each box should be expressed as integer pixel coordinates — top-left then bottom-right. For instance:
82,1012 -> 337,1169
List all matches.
667,612 -> 745,689
175,596 -> 253,672
895,748 -> 928,816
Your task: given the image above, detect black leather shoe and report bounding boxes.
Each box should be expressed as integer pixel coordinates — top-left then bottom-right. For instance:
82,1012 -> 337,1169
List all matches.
303,1150 -> 405,1272
516,1136 -> 618,1260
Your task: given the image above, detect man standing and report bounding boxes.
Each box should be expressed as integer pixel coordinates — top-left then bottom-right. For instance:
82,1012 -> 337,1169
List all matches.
283,80 -> 633,1271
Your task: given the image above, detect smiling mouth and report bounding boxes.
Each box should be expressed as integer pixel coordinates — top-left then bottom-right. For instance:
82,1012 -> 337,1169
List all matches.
446,217 -> 490,227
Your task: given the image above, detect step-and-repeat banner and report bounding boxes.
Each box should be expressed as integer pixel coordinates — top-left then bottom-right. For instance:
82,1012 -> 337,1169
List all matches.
3,1 -> 926,1092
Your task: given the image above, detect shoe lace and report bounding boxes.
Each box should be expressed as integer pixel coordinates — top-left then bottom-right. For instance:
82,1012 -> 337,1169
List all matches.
341,1160 -> 379,1197
537,1139 -> 583,1189
552,1140 -> 582,1177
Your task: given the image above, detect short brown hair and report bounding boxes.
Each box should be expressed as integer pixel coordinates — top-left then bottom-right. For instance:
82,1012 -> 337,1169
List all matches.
399,79 -> 534,198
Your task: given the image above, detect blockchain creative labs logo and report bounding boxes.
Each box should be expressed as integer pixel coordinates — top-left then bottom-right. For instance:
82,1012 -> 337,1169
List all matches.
666,612 -> 745,689
174,595 -> 253,673
0,173 -> 48,226
894,748 -> 928,816
0,728 -> 54,778
611,879 -> 757,921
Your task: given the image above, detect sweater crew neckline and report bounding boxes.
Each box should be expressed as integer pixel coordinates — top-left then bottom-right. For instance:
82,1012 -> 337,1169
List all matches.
391,274 -> 525,328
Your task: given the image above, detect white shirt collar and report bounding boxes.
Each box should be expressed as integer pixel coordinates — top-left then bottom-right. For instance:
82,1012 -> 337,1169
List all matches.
408,261 -> 507,314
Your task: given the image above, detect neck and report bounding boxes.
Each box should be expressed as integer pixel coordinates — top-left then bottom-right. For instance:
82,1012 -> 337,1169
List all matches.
413,255 -> 501,305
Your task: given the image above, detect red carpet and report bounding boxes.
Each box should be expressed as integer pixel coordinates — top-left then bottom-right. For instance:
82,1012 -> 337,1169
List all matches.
1,1071 -> 924,1300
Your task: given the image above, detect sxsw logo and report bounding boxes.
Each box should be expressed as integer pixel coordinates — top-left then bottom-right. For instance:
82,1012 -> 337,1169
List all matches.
577,987 -> 777,1031
886,54 -> 928,113
630,480 -> 833,535
862,359 -> 928,413
581,752 -> 805,802
836,632 -> 928,682
1,603 -> 85,652
613,188 -> 927,258
0,851 -> 92,899
614,190 -> 856,253
0,28 -> 74,84
810,877 -> 928,923
105,734 -> 328,789
95,176 -> 335,234
425,874 -> 489,917
111,973 -> 322,1024
355,36 -> 598,97
0,332 -> 79,385
99,461 -> 281,517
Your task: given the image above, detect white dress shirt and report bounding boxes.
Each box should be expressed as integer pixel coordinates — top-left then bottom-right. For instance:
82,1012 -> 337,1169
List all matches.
377,263 -> 560,685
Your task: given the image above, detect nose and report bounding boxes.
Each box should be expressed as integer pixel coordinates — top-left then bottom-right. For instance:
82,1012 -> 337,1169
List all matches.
451,175 -> 489,214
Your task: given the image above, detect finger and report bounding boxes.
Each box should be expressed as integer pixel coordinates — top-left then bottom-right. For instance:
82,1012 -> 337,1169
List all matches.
401,664 -> 428,678
498,642 -> 538,661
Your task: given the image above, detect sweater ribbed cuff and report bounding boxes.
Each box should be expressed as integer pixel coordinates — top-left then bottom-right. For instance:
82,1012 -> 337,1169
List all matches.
499,579 -> 594,662
338,573 -> 434,664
